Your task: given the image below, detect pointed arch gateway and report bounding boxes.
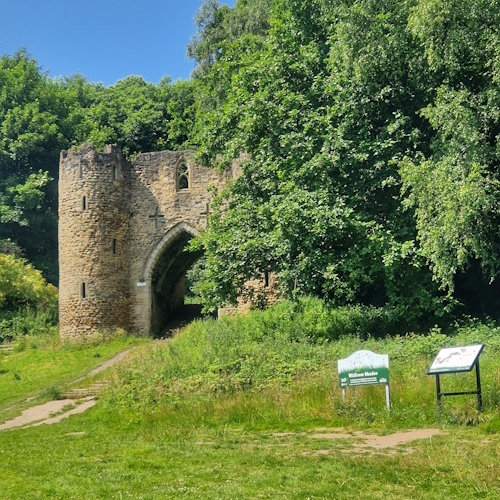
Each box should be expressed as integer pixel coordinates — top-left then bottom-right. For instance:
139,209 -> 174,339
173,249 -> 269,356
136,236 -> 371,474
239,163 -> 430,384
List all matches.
141,222 -> 203,336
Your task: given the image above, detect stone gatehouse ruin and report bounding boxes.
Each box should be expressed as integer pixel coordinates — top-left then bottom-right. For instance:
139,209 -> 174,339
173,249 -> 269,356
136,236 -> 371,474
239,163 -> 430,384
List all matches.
58,144 -> 237,337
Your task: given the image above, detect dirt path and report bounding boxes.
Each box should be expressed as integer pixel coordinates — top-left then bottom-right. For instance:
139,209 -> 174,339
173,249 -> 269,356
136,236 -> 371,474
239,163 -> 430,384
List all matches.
0,398 -> 97,431
0,348 -> 134,431
72,349 -> 132,383
301,428 -> 445,455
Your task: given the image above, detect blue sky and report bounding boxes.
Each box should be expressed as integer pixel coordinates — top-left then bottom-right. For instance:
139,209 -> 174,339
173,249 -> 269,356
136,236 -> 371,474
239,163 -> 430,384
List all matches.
0,0 -> 234,86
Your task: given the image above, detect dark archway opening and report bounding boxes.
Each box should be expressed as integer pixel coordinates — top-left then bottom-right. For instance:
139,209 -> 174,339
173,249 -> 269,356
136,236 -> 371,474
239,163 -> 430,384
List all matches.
150,230 -> 203,337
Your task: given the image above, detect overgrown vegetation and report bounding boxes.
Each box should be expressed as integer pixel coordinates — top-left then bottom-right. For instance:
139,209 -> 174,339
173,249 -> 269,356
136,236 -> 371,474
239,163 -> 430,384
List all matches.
0,253 -> 58,342
104,299 -> 500,431
1,300 -> 500,497
0,254 -> 57,311
0,308 -> 57,344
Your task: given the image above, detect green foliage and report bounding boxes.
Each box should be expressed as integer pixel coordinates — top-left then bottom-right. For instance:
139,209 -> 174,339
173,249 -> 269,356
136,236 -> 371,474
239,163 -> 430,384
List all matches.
185,261 -> 205,304
0,50 -> 82,282
0,253 -> 57,313
0,308 -> 57,344
193,0 -> 447,323
192,0 -> 500,320
399,0 -> 500,294
81,76 -> 197,158
187,0 -> 273,79
106,298 -> 500,416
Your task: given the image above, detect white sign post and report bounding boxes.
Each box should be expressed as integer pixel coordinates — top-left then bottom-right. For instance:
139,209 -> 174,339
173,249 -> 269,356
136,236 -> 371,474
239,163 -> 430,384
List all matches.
338,350 -> 391,411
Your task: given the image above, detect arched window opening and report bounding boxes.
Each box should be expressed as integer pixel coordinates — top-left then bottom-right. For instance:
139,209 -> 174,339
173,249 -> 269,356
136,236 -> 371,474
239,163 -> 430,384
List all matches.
177,163 -> 189,191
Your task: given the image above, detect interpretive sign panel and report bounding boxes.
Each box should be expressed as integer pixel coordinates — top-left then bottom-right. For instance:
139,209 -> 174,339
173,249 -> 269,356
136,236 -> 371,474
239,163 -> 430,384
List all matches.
427,345 -> 484,374
338,350 -> 389,388
427,344 -> 484,410
338,350 -> 391,410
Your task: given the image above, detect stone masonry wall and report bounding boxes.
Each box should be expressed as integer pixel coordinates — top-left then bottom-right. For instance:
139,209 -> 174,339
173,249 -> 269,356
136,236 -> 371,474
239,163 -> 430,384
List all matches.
59,144 -> 131,337
59,145 -> 234,337
127,150 -> 233,334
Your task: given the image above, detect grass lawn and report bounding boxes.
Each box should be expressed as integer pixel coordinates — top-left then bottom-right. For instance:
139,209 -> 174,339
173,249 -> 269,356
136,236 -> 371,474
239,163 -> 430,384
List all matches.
1,387 -> 499,499
2,300 -> 500,498
0,331 -> 144,414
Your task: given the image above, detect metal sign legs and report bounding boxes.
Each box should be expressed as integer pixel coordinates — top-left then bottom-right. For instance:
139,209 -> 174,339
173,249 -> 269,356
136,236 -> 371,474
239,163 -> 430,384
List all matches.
434,361 -> 482,411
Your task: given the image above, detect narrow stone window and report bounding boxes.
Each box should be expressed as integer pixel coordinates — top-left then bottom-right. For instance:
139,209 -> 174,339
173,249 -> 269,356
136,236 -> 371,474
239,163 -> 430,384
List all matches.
79,159 -> 87,179
82,196 -> 87,210
112,238 -> 117,255
112,165 -> 118,181
177,163 -> 189,190
264,271 -> 269,288
81,282 -> 87,299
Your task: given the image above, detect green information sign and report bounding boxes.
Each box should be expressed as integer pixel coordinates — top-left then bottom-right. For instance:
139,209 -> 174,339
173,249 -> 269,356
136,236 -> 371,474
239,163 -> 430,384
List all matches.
338,350 -> 391,410
338,367 -> 390,387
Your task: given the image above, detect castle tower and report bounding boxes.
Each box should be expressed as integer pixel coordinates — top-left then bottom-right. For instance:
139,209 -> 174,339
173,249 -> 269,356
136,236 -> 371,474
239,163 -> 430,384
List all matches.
59,144 -> 132,337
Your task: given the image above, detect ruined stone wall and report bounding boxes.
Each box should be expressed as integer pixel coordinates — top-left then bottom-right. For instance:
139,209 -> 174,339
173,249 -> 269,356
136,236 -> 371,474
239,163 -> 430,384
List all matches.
59,145 -> 234,337
128,150 -> 232,333
218,273 -> 281,318
59,144 -> 131,337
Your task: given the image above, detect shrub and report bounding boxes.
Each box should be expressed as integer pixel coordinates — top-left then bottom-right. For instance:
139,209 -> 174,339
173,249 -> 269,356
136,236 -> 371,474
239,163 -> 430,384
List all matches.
0,308 -> 58,343
105,301 -> 500,426
0,254 -> 58,312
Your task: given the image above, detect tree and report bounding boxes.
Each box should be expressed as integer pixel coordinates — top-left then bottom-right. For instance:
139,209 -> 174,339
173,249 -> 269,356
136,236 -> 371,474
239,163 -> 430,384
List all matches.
187,0 -> 273,79
81,76 -> 198,158
0,52 -> 199,283
0,50 -> 86,283
193,0 -> 450,324
400,0 -> 500,297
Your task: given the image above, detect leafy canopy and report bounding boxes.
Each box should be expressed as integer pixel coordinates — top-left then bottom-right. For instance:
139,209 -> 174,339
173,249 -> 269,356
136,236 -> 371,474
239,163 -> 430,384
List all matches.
193,0 -> 500,322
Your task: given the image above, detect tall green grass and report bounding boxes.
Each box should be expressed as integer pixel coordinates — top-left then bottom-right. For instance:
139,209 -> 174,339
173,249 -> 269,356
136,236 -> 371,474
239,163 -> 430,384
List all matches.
105,298 -> 500,430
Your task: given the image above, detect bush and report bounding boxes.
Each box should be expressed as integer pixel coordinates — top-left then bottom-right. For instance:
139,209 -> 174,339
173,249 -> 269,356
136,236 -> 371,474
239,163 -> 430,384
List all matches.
106,297 -> 500,417
0,308 -> 58,343
0,254 -> 58,312
104,298 -> 416,411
